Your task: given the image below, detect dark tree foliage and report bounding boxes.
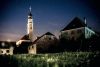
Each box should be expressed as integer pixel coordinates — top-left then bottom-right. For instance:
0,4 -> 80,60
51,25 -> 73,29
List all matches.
0,55 -> 18,67
58,34 -> 100,52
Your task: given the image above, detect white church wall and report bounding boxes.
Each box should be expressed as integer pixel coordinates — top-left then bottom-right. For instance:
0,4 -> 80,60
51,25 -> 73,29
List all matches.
0,47 -> 14,55
28,44 -> 36,54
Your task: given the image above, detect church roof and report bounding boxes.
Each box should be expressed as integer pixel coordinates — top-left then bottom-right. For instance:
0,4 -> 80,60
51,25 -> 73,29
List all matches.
32,32 -> 55,44
45,32 -> 55,36
61,17 -> 87,31
20,35 -> 30,40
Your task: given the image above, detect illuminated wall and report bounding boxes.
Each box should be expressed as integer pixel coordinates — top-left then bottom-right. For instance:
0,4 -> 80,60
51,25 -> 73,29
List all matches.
60,27 -> 95,40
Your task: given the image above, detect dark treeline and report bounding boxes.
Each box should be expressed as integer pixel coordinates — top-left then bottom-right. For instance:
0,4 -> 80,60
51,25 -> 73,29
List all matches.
0,55 -> 18,67
58,35 -> 100,52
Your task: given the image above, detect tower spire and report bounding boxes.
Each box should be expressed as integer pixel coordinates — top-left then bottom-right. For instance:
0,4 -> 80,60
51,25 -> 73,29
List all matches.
28,6 -> 32,16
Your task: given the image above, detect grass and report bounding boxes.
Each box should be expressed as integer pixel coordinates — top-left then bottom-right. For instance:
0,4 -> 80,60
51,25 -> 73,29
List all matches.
0,51 -> 100,67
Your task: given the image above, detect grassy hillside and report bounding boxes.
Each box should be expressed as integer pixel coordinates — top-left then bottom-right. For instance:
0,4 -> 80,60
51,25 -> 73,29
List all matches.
0,52 -> 100,67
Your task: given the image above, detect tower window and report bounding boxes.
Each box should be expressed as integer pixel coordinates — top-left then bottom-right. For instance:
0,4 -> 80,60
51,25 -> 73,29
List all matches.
30,27 -> 32,29
6,50 -> 9,53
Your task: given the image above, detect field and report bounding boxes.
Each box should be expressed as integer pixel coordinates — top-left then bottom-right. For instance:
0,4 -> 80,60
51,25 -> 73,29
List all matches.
0,52 -> 100,67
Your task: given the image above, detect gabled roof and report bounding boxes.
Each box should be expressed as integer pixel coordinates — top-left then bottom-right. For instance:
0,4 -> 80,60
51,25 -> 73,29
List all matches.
45,32 -> 55,36
61,17 -> 87,31
20,35 -> 30,40
32,32 -> 55,44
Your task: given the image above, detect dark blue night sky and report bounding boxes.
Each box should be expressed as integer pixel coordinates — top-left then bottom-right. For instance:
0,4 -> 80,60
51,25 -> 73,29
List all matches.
0,0 -> 100,41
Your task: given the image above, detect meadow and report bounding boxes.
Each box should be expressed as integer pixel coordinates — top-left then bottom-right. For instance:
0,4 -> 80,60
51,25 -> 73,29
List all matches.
0,52 -> 99,67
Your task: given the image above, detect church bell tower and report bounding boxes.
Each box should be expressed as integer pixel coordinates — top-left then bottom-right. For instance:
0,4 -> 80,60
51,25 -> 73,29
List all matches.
27,6 -> 33,41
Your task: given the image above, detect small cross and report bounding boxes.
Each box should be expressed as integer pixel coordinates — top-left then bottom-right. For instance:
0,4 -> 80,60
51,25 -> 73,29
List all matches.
29,6 -> 31,12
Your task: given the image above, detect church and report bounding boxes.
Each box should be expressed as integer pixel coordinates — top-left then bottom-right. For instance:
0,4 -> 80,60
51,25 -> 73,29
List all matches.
0,7 -> 37,55
16,6 -> 36,54
0,7 -> 97,55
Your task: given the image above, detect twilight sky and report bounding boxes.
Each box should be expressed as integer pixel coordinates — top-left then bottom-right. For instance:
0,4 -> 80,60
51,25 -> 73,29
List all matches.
0,0 -> 100,41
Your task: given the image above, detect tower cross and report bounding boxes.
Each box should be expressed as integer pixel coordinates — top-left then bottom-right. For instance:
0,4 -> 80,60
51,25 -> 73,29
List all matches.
29,6 -> 31,12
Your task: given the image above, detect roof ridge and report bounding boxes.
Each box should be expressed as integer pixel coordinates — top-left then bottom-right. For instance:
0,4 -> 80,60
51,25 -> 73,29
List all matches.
61,17 -> 87,31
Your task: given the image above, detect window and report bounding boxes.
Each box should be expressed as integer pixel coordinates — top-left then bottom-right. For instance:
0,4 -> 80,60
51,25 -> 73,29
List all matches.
77,29 -> 82,33
0,50 -> 3,53
71,31 -> 74,34
6,50 -> 9,53
47,36 -> 52,40
32,46 -> 34,48
1,51 -> 3,53
49,37 -> 51,40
